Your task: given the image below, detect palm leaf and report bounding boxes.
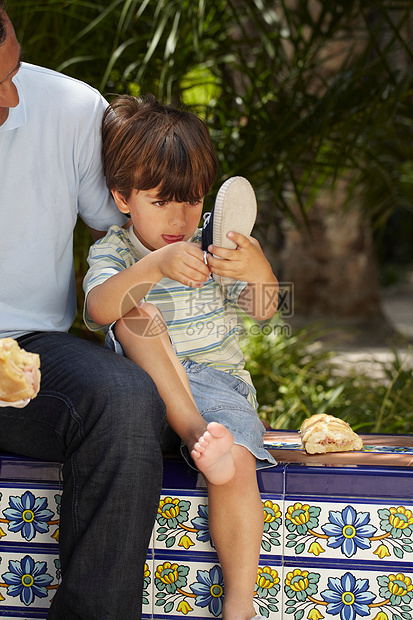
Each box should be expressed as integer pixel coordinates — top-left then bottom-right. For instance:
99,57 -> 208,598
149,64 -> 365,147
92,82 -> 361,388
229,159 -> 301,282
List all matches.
8,0 -> 413,274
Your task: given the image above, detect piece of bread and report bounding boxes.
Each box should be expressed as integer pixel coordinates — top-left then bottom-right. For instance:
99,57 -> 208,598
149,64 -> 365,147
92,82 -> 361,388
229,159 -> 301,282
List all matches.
299,413 -> 351,435
300,413 -> 363,454
0,338 -> 41,402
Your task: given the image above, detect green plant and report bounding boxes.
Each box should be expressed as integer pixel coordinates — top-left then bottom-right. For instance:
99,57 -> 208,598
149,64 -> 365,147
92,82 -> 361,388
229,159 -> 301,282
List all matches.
7,0 -> 413,428
9,0 -> 413,218
240,316 -> 413,433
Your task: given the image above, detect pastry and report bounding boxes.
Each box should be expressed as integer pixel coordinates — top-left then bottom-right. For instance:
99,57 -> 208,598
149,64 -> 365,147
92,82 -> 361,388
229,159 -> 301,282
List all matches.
300,413 -> 363,454
0,338 -> 41,402
300,413 -> 350,434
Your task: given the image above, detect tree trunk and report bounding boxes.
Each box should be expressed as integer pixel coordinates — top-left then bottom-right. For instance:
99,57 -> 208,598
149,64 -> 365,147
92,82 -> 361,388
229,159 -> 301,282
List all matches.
277,181 -> 382,319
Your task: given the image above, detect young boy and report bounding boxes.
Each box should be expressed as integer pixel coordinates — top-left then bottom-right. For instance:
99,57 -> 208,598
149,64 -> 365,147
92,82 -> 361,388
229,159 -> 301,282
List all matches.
83,93 -> 278,620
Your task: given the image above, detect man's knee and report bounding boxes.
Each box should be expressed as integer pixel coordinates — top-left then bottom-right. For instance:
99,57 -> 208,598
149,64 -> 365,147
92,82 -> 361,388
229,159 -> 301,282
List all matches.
117,363 -> 166,430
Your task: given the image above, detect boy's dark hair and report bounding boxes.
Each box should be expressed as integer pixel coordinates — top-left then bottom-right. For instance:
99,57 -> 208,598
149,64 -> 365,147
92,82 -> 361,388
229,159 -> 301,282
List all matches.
0,1 -> 7,44
102,94 -> 217,202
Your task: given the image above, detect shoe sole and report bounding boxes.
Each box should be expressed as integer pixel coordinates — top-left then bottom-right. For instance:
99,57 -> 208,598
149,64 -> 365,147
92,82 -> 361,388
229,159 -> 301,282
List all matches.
212,176 -> 257,285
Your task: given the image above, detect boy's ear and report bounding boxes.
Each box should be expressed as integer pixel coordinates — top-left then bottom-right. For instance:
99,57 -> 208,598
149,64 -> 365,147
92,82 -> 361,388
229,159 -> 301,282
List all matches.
111,189 -> 130,214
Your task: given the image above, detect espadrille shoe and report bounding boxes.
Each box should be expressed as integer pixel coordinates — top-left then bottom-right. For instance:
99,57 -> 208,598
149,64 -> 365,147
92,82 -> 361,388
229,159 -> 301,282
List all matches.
201,176 -> 257,287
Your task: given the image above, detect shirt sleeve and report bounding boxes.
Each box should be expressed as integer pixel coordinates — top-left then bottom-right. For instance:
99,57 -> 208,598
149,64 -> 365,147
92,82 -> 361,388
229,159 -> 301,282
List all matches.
225,280 -> 248,304
82,226 -> 135,331
77,94 -> 126,232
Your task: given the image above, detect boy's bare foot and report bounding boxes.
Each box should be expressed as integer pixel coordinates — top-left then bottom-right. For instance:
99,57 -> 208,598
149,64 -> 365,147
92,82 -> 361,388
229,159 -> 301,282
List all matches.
191,421 -> 235,485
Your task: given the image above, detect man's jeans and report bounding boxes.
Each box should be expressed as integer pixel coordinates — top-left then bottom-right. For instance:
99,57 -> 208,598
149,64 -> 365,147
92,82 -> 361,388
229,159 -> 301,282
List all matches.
0,331 -> 166,619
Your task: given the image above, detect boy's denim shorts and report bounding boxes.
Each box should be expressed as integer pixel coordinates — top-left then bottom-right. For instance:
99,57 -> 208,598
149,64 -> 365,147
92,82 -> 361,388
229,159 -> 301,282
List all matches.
106,324 -> 276,471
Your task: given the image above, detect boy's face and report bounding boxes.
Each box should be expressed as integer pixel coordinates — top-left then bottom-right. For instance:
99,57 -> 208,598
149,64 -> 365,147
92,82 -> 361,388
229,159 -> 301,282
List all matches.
112,186 -> 204,251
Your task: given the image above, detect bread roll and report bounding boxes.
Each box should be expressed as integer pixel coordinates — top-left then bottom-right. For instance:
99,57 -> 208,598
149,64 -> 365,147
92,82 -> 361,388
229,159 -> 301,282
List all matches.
0,338 -> 41,402
300,413 -> 363,454
300,413 -> 351,434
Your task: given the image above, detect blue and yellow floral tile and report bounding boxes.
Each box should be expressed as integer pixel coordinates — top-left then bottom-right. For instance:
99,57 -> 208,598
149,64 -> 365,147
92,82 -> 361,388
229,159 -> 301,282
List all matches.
261,495 -> 283,558
283,563 -> 413,620
142,554 -> 154,619
2,443 -> 413,619
0,486 -> 60,546
283,497 -> 413,563
154,492 -> 284,561
154,492 -> 215,556
0,549 -> 59,614
143,556 -> 282,619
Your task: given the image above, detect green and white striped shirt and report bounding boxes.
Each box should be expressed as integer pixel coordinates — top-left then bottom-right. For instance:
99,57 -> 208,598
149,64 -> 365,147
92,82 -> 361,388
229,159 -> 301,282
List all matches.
83,225 -> 257,406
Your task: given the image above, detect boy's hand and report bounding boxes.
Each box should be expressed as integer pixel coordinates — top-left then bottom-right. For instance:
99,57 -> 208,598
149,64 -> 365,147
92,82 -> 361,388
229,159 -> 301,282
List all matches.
206,232 -> 273,284
207,232 -> 278,320
155,242 -> 210,287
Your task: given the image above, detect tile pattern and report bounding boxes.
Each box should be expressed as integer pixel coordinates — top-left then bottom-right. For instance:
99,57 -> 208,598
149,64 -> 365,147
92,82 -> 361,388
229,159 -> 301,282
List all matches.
0,550 -> 59,610
142,557 -> 283,619
283,497 -> 413,563
1,450 -> 413,619
0,479 -> 61,619
282,563 -> 413,619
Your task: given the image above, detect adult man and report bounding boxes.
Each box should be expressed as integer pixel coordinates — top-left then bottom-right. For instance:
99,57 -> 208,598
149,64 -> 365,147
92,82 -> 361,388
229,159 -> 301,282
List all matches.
0,3 -> 166,618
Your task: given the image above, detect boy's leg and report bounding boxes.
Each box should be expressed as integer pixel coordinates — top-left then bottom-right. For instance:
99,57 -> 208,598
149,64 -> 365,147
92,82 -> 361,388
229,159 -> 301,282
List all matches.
115,303 -> 204,444
206,445 -> 264,620
115,304 -> 235,485
0,331 -> 166,620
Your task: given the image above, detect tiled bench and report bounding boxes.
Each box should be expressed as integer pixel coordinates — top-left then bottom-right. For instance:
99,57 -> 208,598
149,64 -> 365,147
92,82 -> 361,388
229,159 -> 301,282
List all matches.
1,432 -> 413,619
0,453 -> 61,619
